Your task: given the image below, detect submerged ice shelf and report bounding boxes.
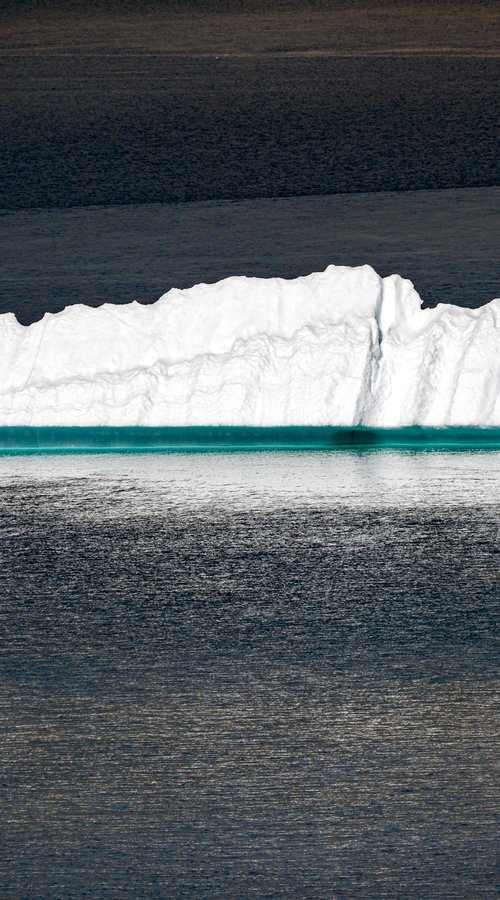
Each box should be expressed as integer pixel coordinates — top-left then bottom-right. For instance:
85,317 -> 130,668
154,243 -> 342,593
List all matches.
0,426 -> 499,454
0,265 -> 499,428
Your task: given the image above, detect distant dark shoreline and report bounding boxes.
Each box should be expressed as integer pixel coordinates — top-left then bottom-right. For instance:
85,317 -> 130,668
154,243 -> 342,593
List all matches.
1,53 -> 497,209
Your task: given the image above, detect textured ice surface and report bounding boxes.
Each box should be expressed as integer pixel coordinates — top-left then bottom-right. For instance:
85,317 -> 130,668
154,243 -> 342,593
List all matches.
1,265 -> 498,427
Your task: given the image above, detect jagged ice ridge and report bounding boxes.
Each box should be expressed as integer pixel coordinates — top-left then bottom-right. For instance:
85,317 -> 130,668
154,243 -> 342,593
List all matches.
1,265 -> 499,427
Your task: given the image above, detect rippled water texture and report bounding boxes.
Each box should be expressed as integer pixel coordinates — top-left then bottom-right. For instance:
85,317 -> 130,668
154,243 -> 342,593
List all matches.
0,451 -> 498,896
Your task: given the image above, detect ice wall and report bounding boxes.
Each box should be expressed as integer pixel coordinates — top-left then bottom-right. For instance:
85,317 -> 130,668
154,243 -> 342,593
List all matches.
0,265 -> 498,427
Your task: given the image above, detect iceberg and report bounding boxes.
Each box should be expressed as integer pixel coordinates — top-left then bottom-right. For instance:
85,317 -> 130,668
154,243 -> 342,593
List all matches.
0,265 -> 498,428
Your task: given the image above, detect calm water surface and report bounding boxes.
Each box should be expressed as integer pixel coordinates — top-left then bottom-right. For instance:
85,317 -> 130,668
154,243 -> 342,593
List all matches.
0,451 -> 498,896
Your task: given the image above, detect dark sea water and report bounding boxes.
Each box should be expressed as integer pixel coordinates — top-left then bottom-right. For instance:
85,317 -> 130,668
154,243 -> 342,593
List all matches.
0,451 -> 498,897
1,187 -> 499,323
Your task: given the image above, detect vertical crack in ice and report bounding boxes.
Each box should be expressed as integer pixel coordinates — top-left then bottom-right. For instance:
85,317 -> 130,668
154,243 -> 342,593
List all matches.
356,272 -> 386,426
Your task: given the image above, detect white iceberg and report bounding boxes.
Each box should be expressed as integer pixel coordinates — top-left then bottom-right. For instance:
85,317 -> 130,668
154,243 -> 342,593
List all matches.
0,265 -> 498,427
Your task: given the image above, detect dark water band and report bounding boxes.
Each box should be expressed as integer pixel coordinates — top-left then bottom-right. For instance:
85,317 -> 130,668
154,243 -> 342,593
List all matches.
0,426 -> 499,454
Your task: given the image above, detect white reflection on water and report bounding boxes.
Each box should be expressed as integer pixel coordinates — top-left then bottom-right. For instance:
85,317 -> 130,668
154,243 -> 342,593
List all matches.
0,450 -> 498,514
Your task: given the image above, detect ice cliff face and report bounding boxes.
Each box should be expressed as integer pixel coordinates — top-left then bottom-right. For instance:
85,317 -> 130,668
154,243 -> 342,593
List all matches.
0,265 -> 498,427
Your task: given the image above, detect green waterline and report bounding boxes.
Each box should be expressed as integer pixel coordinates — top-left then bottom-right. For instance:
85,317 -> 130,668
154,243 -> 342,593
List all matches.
0,426 -> 499,454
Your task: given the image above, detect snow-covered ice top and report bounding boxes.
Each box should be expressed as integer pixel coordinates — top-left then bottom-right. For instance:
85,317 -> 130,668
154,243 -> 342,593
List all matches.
0,265 -> 498,427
